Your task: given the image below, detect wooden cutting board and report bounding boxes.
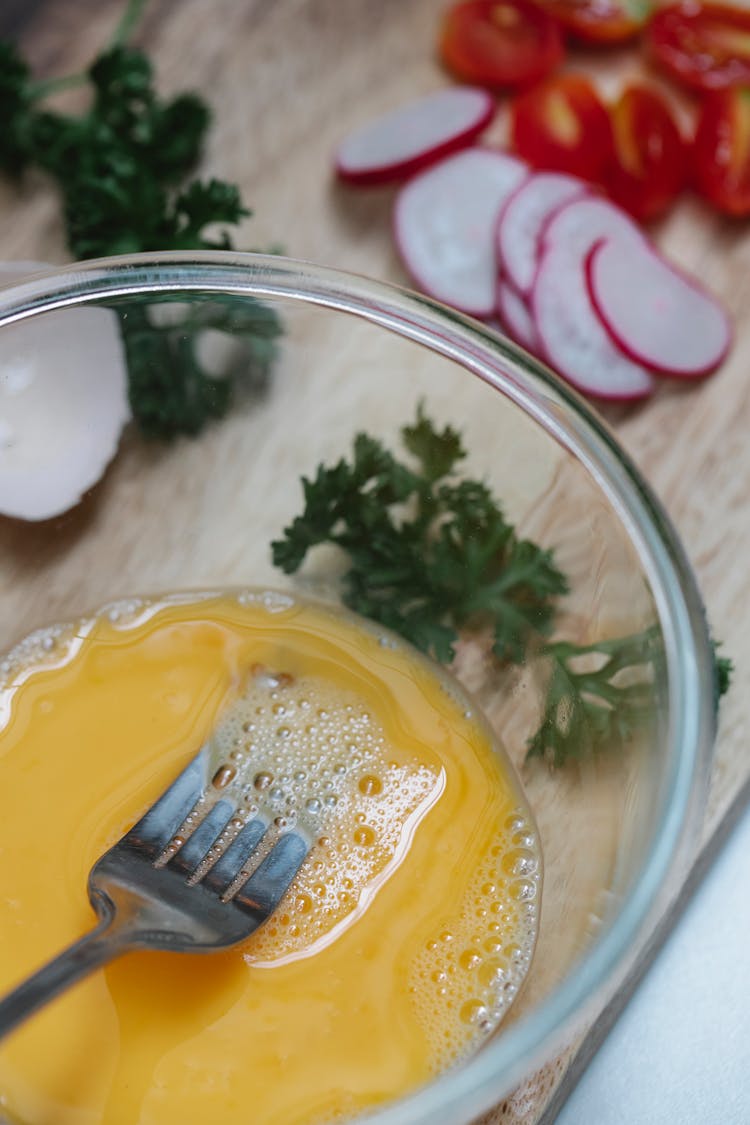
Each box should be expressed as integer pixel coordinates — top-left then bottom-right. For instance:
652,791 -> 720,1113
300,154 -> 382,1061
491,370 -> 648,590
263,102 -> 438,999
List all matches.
1,1 -> 749,1121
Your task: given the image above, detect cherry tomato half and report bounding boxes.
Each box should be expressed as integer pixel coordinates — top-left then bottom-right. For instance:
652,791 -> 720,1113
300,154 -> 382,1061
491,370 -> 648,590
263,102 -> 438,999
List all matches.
693,86 -> 750,215
439,0 -> 564,90
648,2 -> 750,92
509,75 -> 613,183
606,85 -> 687,221
533,0 -> 652,45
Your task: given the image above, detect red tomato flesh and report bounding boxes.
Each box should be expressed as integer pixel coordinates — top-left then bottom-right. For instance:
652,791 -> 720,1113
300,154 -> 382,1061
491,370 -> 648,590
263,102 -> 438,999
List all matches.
648,2 -> 750,92
534,0 -> 652,45
606,85 -> 687,221
440,0 -> 564,90
693,86 -> 750,216
510,75 -> 613,183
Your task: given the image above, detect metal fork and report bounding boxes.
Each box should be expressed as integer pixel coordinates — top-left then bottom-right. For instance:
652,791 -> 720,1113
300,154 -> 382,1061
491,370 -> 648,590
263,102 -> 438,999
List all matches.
0,743 -> 310,1041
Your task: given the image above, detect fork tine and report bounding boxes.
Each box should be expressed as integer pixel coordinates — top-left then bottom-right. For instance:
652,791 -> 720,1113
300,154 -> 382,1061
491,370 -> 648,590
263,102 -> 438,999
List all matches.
172,799 -> 235,874
200,817 -> 268,887
127,748 -> 208,855
121,736 -> 310,922
232,832 -> 310,915
218,822 -> 280,902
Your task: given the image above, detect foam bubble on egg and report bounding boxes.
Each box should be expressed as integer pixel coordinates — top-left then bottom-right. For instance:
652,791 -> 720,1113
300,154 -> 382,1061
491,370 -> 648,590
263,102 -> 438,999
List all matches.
0,588 -> 544,1072
204,666 -> 442,962
409,809 -> 540,1066
200,632 -> 541,1056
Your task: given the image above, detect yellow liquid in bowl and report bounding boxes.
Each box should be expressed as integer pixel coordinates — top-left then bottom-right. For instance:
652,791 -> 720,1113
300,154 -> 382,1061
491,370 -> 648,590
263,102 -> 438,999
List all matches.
0,591 -> 540,1125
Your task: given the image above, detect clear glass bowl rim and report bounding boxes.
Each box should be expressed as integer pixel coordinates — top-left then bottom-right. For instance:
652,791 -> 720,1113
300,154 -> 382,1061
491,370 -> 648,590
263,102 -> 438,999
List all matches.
0,251 -> 716,1124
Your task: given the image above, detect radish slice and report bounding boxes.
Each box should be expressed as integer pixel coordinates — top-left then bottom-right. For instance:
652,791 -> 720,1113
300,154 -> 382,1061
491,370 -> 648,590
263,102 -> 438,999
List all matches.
497,172 -> 589,296
586,238 -> 732,378
394,148 -> 528,317
497,280 -> 541,354
540,194 -> 645,261
335,87 -> 495,186
532,242 -> 655,401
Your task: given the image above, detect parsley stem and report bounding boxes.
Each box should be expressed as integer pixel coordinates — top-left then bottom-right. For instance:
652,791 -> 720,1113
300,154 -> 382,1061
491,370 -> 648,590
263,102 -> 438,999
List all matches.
24,0 -> 148,101
27,72 -> 88,102
109,0 -> 149,48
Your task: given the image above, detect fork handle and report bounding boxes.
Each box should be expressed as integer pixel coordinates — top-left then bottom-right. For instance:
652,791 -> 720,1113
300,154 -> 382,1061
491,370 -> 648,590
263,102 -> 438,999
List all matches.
0,911 -> 129,1042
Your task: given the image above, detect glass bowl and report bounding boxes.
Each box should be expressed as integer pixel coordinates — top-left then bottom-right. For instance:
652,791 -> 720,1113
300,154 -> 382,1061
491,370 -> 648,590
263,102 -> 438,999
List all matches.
0,252 -> 715,1125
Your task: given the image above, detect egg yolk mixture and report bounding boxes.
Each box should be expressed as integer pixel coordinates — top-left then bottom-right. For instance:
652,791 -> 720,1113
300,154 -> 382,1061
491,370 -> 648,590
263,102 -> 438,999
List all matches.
0,590 -> 541,1125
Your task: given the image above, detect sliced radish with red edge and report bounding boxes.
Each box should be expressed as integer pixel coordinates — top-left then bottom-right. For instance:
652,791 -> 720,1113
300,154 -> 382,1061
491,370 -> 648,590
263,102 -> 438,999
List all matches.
335,87 -> 495,187
586,238 -> 732,378
540,194 -> 645,261
394,148 -> 528,317
497,279 -> 541,354
497,172 -> 589,295
532,241 -> 654,401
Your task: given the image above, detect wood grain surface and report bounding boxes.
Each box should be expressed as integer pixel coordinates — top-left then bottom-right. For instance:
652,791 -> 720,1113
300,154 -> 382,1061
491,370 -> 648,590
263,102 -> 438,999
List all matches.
1,2 -> 748,1123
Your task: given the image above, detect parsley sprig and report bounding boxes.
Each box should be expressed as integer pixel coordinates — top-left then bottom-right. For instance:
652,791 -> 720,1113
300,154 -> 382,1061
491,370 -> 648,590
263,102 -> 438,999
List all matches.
0,0 -> 282,439
118,294 -> 281,439
273,408 -> 731,767
273,406 -> 567,665
526,628 -> 663,768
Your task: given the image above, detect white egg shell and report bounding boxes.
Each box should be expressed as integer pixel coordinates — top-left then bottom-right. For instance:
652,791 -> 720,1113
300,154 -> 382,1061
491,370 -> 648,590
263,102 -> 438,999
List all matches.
0,263 -> 130,521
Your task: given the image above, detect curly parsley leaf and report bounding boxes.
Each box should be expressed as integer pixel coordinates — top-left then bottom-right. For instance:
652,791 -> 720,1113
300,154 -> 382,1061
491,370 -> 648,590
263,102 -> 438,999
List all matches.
0,41 -> 36,174
712,642 -> 733,705
24,46 -> 234,259
0,8 -> 281,440
273,406 -> 733,768
118,295 -> 282,440
525,627 -> 663,768
401,408 -> 465,484
272,405 -> 567,665
528,629 -> 733,768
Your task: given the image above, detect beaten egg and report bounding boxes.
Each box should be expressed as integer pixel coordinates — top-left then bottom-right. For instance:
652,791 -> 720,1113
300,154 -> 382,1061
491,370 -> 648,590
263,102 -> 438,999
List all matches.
0,589 -> 541,1125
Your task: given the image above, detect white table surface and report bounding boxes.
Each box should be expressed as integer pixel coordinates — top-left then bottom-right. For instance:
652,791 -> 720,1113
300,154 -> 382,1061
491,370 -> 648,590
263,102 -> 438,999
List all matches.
555,798 -> 750,1125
